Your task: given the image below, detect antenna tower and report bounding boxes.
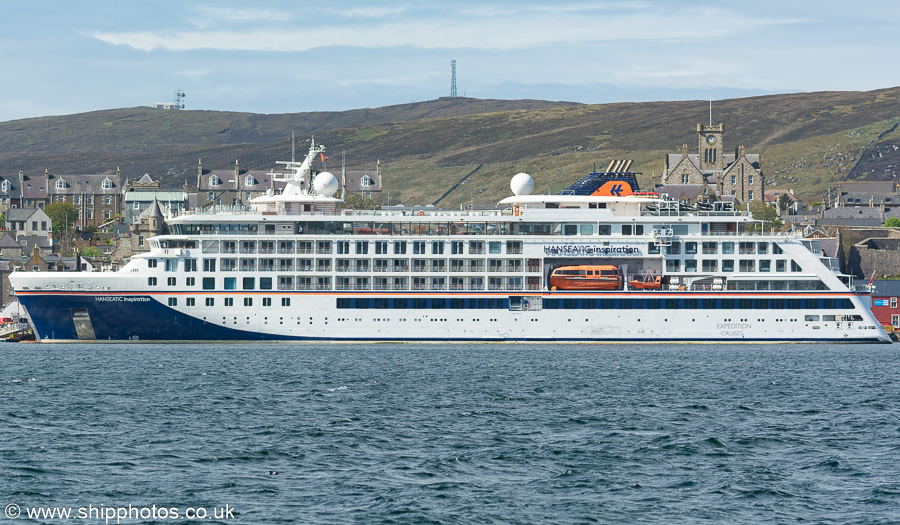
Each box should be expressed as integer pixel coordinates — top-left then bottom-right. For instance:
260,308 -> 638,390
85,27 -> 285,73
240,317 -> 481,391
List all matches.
450,59 -> 457,97
175,89 -> 186,109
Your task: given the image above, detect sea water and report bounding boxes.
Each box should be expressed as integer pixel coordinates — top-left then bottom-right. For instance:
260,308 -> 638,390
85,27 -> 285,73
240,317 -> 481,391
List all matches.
2,343 -> 899,524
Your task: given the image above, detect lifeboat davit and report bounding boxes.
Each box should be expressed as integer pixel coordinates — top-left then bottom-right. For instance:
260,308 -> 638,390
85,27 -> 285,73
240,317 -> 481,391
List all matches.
549,265 -> 622,290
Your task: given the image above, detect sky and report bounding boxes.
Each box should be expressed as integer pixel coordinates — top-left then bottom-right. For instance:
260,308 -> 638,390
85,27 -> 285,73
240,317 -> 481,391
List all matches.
1,1 -> 899,123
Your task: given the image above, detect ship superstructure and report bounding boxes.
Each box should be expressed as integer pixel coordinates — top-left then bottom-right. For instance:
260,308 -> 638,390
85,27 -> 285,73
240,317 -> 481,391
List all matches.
9,142 -> 890,343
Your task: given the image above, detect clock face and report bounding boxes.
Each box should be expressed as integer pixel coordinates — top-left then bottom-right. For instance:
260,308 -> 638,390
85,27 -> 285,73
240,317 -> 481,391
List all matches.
706,135 -> 717,144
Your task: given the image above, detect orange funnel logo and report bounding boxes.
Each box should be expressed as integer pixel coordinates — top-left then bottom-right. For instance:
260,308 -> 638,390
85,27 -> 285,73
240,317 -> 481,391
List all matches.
591,181 -> 634,197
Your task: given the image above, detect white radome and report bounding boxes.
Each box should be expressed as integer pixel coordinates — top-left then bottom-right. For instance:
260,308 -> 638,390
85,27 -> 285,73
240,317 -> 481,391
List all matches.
510,172 -> 534,196
314,172 -> 339,197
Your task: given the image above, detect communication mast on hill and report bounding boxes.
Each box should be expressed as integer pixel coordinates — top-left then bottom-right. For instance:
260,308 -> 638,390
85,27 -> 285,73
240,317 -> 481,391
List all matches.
175,89 -> 186,109
450,59 -> 457,97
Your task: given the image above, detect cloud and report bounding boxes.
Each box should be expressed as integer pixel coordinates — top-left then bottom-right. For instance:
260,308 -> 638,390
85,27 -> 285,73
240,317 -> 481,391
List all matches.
89,7 -> 801,53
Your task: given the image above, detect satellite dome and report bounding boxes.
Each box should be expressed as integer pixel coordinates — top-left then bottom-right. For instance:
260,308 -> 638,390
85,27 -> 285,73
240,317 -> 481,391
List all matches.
313,172 -> 339,197
510,173 -> 534,196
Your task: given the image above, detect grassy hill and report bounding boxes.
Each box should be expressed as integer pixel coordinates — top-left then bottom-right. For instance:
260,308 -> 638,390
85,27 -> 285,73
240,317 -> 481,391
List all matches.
1,89 -> 899,209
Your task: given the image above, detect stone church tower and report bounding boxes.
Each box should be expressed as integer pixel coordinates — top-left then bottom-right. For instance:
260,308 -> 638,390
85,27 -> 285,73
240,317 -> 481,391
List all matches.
660,122 -> 764,205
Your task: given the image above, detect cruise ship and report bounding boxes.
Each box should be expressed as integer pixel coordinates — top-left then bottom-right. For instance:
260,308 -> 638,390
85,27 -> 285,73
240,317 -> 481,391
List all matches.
9,141 -> 891,343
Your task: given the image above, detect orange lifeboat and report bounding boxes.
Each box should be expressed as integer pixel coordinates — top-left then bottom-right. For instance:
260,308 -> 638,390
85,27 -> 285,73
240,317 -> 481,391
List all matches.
549,265 -> 622,290
628,275 -> 662,290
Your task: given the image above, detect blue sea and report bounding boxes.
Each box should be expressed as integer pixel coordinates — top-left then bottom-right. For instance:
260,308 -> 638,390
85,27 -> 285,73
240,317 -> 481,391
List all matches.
3,343 -> 900,524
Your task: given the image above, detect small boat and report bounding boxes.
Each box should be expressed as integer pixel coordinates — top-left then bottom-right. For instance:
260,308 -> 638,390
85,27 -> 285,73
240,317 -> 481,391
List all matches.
628,275 -> 662,290
549,265 -> 622,290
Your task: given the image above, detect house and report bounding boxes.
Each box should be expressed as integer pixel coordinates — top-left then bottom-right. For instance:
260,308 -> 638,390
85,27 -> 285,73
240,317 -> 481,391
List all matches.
4,208 -> 52,240
124,190 -> 189,224
870,280 -> 900,330
47,170 -> 121,228
827,181 -> 900,208
196,159 -> 286,209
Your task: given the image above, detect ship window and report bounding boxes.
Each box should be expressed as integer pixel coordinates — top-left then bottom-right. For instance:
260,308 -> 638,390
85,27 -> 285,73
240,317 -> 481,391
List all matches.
685,242 -> 697,254
666,260 -> 680,272
772,243 -> 784,254
702,242 -> 717,254
666,242 -> 681,255
148,277 -> 157,286
168,277 -> 176,286
739,260 -> 755,272
186,277 -> 195,286
394,241 -> 407,254
203,259 -> 216,272
148,259 -> 158,268
186,298 -> 195,307
722,260 -> 734,272
375,241 -> 388,254
243,277 -> 256,290
260,277 -> 272,290
203,278 -> 215,290
168,298 -> 177,306
722,242 -> 734,254
564,225 -> 577,236
224,277 -> 236,290
451,241 -> 464,254
206,298 -> 214,306
244,298 -> 253,307
413,241 -> 426,254
702,260 -> 717,272
758,242 -> 768,254
433,241 -> 445,254
776,260 -> 786,272
685,260 -> 697,272
356,241 -> 369,254
489,242 -> 501,254
282,298 -> 290,307
648,243 -> 660,255
759,260 -> 771,272
165,259 -> 178,272
598,225 -> 611,236
262,298 -> 272,307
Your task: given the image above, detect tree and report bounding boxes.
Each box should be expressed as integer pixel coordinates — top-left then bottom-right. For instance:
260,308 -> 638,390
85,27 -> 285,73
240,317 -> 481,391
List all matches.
44,202 -> 79,232
749,200 -> 783,232
80,246 -> 102,258
885,217 -> 900,228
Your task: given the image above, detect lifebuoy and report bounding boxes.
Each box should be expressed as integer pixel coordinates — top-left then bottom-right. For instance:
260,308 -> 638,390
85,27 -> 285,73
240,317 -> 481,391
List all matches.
417,211 -> 424,216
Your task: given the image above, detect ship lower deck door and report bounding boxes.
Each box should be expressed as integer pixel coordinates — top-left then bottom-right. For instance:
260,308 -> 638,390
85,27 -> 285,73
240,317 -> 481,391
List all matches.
70,308 -> 96,340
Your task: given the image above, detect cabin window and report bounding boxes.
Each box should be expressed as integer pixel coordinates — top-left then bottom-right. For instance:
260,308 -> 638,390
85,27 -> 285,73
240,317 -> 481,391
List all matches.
665,260 -> 680,272
394,241 -> 407,254
243,277 -> 255,290
684,242 -> 697,254
564,225 -> 577,236
244,298 -> 253,307
375,241 -> 388,254
684,260 -> 697,272
722,260 -> 734,272
666,242 -> 681,255
758,242 -> 768,254
648,243 -> 660,255
489,242 -> 501,254
580,224 -> 593,235
759,260 -> 771,272
356,241 -> 369,254
702,242 -> 717,254
147,259 -> 158,268
739,260 -> 756,272
776,260 -> 787,272
206,298 -> 214,306
413,241 -> 426,254
433,241 -> 446,254
186,298 -> 195,307
168,298 -> 177,306
598,225 -> 611,236
791,261 -> 803,272
148,277 -> 157,286
722,242 -> 734,254
203,277 -> 215,289
224,277 -> 236,290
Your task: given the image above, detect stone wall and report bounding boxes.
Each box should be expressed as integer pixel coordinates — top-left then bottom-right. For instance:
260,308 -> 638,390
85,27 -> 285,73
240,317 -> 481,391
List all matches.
848,237 -> 900,278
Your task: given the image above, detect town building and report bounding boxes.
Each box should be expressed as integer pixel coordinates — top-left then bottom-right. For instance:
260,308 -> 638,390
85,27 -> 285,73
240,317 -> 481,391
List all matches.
870,280 -> 900,330
660,123 -> 764,205
4,208 -> 52,240
196,159 -> 285,209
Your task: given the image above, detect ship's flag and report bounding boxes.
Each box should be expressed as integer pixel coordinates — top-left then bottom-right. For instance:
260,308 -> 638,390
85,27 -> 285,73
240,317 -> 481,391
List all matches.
320,153 -> 329,162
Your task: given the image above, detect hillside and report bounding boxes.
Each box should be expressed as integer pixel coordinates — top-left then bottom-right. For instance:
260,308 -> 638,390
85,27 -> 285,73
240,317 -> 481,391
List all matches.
1,89 -> 899,208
